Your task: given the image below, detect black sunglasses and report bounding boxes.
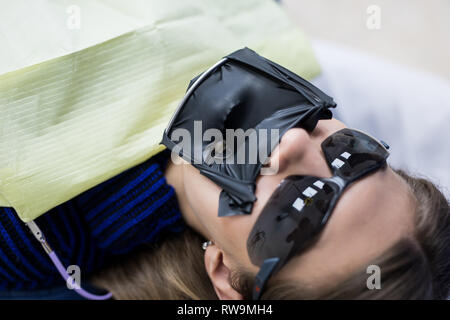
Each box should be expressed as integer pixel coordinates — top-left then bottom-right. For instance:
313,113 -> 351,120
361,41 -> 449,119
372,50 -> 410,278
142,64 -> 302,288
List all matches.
247,128 -> 390,300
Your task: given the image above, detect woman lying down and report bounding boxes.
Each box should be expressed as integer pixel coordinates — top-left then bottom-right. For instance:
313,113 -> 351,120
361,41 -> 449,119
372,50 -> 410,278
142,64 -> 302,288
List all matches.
0,48 -> 449,300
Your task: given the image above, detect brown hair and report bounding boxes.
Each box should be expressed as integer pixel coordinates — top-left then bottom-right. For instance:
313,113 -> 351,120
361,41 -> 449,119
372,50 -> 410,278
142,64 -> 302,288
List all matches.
91,169 -> 450,300
91,229 -> 216,299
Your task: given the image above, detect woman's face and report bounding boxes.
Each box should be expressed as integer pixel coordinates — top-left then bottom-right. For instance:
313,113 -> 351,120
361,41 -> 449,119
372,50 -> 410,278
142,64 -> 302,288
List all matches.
167,118 -> 416,290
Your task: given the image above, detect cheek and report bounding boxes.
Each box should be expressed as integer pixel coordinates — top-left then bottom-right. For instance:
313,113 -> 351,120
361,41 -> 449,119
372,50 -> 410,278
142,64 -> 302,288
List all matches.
218,213 -> 259,268
182,164 -> 258,262
254,174 -> 283,214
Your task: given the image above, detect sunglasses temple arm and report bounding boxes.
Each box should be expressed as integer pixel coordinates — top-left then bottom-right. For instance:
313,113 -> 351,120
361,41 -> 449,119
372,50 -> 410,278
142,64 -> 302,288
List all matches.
252,257 -> 280,300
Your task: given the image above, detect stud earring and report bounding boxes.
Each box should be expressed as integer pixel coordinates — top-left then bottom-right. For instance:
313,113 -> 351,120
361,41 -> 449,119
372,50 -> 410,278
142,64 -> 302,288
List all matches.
202,240 -> 213,250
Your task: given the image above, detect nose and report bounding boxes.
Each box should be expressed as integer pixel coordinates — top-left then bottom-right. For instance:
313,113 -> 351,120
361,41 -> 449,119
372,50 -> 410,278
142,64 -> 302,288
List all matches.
265,127 -> 333,178
265,128 -> 311,173
279,128 -> 312,163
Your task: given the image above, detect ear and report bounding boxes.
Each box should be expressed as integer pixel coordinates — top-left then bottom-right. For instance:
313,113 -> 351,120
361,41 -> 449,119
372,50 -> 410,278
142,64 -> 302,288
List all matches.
204,244 -> 244,300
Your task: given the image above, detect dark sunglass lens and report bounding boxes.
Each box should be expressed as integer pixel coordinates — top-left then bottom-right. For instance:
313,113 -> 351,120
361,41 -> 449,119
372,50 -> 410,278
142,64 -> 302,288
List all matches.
321,128 -> 389,180
247,176 -> 338,268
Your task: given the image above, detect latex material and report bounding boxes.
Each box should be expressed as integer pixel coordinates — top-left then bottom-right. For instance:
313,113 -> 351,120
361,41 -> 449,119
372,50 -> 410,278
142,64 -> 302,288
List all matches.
0,0 -> 321,222
162,48 -> 336,217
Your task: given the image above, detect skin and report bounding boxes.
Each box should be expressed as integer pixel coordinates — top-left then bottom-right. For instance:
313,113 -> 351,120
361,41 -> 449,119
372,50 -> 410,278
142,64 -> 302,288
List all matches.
165,118 -> 416,299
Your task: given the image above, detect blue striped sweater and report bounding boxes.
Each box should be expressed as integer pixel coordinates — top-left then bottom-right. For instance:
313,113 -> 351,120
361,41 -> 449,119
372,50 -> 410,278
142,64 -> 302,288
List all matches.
0,149 -> 185,290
